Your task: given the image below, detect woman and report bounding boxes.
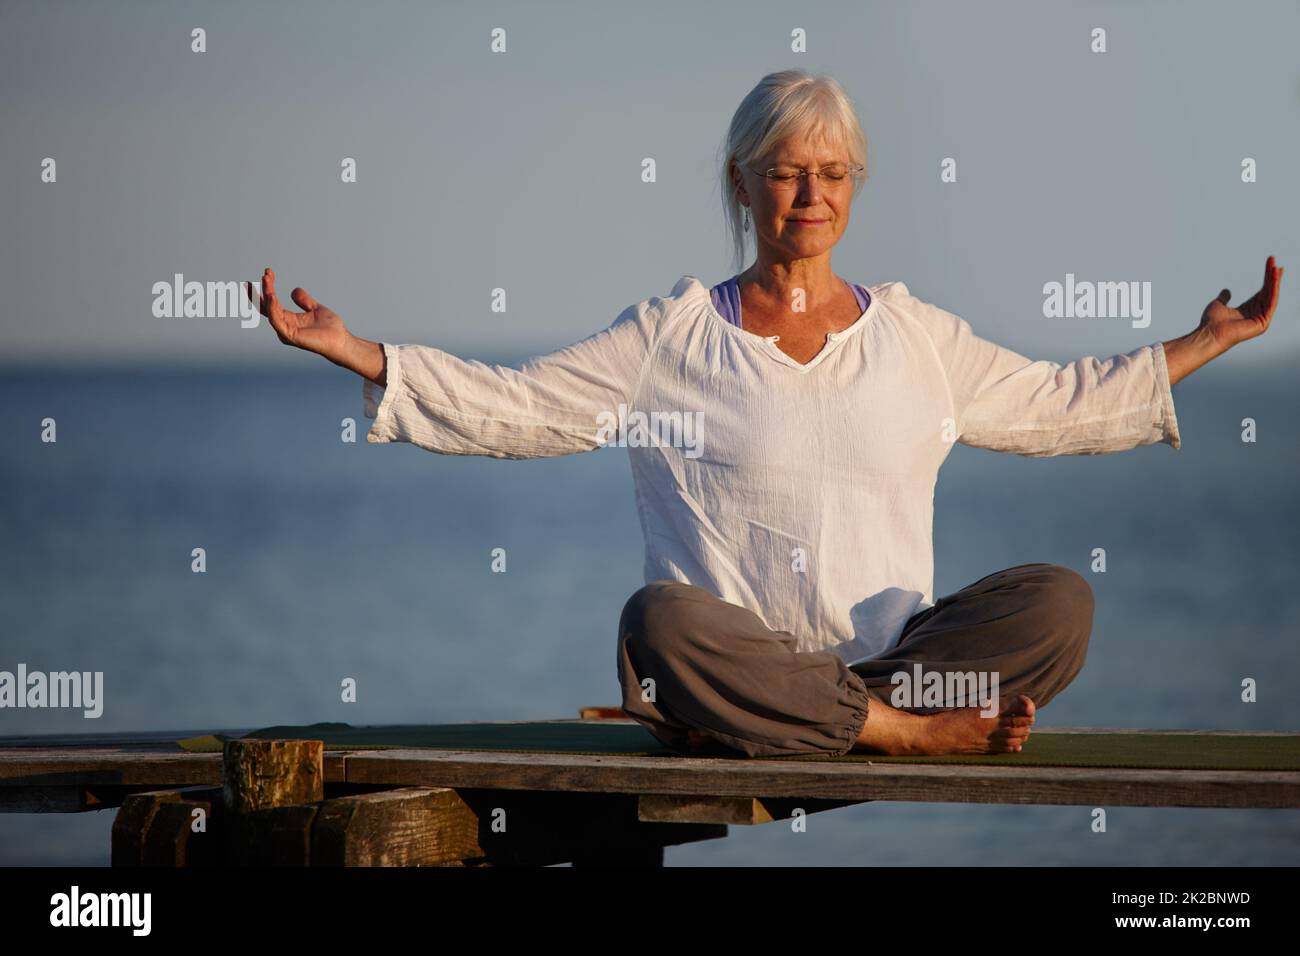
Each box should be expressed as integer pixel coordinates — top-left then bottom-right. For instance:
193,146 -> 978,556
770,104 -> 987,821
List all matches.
252,70 -> 1283,759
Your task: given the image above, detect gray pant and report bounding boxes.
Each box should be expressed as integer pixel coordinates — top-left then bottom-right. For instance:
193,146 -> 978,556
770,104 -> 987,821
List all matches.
616,563 -> 1094,758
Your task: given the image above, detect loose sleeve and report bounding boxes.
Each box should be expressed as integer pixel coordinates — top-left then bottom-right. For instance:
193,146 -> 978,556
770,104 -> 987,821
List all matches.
900,284 -> 1181,456
362,296 -> 660,459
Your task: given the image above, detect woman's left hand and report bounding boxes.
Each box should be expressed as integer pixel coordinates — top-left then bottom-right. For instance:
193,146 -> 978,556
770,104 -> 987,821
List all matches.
1200,255 -> 1284,351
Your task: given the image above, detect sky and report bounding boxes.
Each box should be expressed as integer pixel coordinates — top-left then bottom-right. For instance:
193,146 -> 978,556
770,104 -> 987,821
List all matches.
1,0 -> 1296,369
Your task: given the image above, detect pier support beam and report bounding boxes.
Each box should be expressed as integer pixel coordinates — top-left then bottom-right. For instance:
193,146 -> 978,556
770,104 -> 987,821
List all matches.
108,738 -> 728,866
111,785 -> 222,866
222,739 -> 324,865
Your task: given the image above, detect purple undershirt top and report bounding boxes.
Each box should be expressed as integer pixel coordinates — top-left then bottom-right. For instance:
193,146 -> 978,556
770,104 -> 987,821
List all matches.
710,275 -> 871,329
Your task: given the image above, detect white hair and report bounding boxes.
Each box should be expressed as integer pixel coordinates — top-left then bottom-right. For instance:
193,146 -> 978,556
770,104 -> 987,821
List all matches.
717,70 -> 869,272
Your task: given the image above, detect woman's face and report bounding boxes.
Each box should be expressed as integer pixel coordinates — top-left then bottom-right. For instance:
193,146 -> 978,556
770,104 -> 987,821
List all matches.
733,136 -> 857,264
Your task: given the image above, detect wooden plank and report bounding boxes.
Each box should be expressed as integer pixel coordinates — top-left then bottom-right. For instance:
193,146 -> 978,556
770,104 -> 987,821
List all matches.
5,748 -> 1296,812
141,791 -> 220,867
203,783 -> 729,867
5,745 -> 1298,810
4,729 -> 1300,813
341,750 -> 1300,809
0,772 -> 542,815
312,787 -> 482,866
638,794 -> 862,824
0,747 -> 348,792
112,786 -> 222,866
0,749 -> 224,787
112,791 -> 164,865
0,781 -> 382,814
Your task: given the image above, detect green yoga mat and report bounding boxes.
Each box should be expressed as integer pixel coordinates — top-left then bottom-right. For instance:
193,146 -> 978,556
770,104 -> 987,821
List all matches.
175,721 -> 1300,771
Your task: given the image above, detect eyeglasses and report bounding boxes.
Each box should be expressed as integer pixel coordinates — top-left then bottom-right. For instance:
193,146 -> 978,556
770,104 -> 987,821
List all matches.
748,163 -> 865,190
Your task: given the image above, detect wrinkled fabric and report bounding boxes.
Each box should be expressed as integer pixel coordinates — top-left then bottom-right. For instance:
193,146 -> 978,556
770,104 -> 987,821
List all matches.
364,275 -> 1180,664
617,563 -> 1094,758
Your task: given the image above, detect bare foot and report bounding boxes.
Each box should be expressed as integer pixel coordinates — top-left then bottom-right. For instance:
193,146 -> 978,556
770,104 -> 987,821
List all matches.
851,694 -> 1036,756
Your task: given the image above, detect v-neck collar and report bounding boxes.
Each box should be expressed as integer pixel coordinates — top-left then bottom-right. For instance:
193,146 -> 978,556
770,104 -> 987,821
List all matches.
691,275 -> 879,372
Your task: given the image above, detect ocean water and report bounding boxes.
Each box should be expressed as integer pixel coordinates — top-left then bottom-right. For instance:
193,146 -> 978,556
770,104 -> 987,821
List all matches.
1,364 -> 1297,866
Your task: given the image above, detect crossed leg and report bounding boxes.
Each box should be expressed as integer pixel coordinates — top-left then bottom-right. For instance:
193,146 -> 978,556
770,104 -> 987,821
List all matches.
616,563 -> 1093,758
846,563 -> 1094,755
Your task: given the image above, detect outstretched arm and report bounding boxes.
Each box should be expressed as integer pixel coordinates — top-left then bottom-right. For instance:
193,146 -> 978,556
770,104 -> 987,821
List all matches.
251,267 -> 386,382
911,256 -> 1283,457
250,267 -> 660,459
1161,256 -> 1284,385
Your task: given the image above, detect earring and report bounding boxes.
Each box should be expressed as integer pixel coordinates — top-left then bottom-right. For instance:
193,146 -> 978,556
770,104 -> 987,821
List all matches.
743,208 -> 750,233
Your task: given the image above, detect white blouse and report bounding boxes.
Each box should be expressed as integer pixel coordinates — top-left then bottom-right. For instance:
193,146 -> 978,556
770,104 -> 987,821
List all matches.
363,275 -> 1181,665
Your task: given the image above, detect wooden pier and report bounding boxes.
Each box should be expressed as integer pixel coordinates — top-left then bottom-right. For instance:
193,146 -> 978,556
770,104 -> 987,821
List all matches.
3,715 -> 1299,867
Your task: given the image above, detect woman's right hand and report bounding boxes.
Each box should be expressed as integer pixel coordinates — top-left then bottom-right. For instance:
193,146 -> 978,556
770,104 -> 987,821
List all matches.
249,267 -> 387,385
250,267 -> 350,360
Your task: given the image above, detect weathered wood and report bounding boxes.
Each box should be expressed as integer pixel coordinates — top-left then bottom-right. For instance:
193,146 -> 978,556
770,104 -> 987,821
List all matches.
139,802 -> 202,866
112,786 -> 222,866
312,787 -> 482,866
0,780 -> 381,815
141,796 -> 219,866
220,739 -> 325,866
112,792 -> 162,865
114,786 -> 318,868
309,787 -> 728,866
4,728 -> 1300,818
225,804 -> 320,866
17,722 -> 1300,866
342,749 -> 1300,809
106,781 -> 730,867
0,746 -> 348,807
6,749 -> 1298,811
6,747 -> 1299,811
0,749 -> 224,791
223,739 -> 323,813
638,793 -> 862,824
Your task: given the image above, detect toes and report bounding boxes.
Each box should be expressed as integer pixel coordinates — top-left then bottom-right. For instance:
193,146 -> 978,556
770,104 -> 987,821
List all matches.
999,694 -> 1037,719
993,723 -> 1032,743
